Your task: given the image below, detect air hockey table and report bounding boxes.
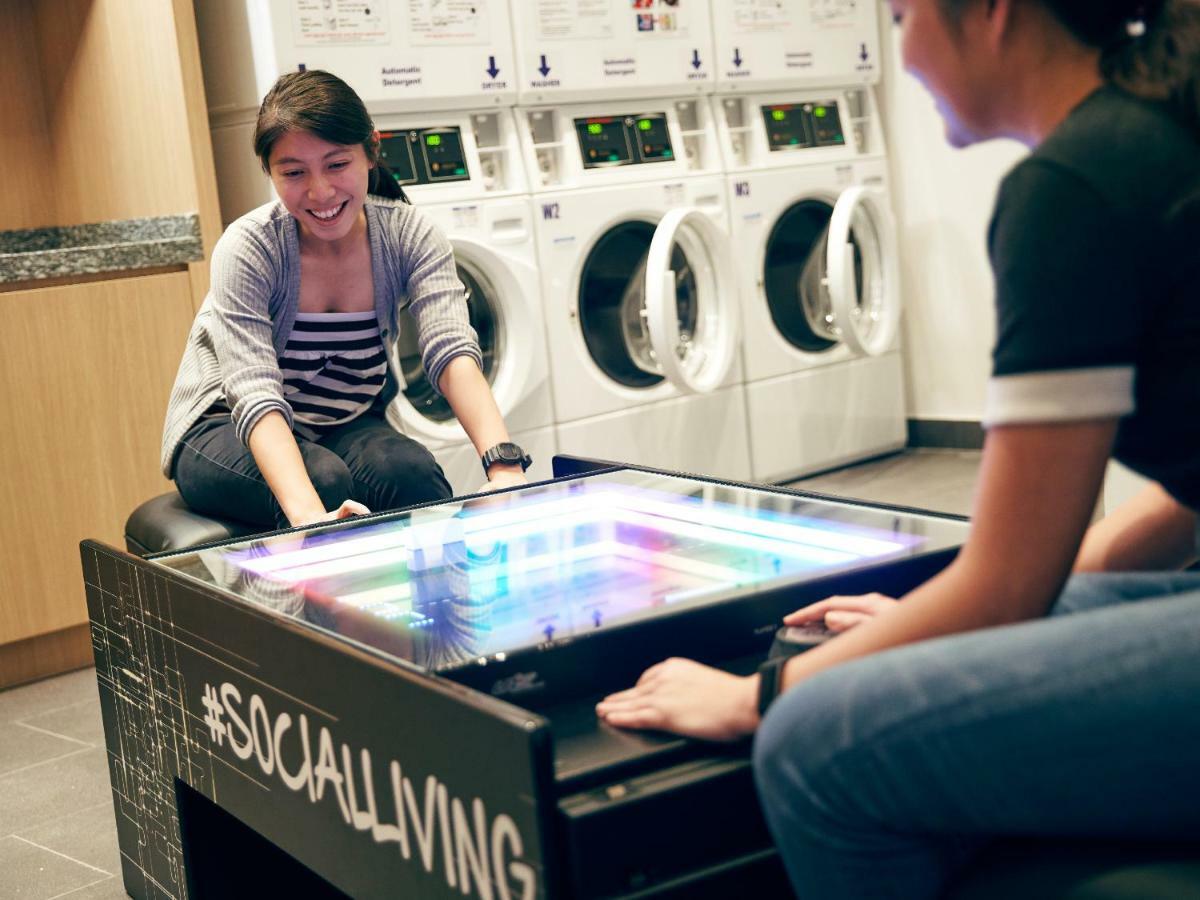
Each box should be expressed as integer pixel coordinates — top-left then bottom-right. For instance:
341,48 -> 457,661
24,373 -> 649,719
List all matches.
81,457 -> 970,899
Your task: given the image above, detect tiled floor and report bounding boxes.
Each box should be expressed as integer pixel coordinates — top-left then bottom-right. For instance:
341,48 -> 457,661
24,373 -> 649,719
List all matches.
0,448 -> 980,899
0,669 -> 125,899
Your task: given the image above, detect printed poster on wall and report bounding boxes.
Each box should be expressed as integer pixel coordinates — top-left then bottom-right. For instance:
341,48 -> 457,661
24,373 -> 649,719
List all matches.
731,0 -> 793,32
629,0 -> 691,38
810,0 -> 861,28
407,0 -> 492,46
294,0 -> 391,45
536,0 -> 614,41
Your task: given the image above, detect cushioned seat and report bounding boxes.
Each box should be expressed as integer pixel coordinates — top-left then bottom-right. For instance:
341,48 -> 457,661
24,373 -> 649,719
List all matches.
946,837 -> 1200,899
125,492 -> 262,556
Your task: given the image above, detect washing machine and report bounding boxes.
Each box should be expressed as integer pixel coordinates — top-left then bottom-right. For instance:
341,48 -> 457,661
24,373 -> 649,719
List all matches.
515,98 -> 752,481
374,110 -> 557,494
714,86 -> 906,483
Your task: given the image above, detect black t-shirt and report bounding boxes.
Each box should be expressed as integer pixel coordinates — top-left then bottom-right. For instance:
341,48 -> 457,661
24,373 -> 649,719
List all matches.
986,85 -> 1200,508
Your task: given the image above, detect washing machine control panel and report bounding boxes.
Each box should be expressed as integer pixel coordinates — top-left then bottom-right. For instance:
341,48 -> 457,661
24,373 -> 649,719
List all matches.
575,113 -> 673,169
762,102 -> 845,152
378,127 -> 470,185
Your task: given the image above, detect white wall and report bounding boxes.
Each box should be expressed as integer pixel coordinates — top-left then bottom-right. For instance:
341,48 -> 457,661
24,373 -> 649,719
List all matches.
877,20 -> 1028,422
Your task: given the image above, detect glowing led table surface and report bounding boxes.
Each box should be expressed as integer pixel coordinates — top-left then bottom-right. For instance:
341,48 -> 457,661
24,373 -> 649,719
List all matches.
82,462 -> 969,899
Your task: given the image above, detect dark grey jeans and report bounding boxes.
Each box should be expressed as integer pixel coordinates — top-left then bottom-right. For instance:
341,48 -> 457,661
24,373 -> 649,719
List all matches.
173,412 -> 452,529
753,571 -> 1200,899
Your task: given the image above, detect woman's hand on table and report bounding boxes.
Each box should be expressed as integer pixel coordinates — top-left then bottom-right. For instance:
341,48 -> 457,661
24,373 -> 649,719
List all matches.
480,465 -> 527,493
785,592 -> 897,633
596,658 -> 759,742
293,499 -> 371,528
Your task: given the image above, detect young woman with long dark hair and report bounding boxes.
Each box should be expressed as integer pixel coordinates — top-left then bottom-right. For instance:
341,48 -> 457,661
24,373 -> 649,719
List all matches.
163,70 -> 530,528
595,2 -> 1200,895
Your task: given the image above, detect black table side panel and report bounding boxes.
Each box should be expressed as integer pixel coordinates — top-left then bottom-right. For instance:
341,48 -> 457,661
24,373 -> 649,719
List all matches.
82,539 -> 557,900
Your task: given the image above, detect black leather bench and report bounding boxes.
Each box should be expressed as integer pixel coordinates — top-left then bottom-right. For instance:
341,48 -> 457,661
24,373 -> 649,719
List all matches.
124,491 -> 260,556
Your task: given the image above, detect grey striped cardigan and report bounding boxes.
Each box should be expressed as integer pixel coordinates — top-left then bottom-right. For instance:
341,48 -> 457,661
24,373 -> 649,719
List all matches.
160,198 -> 481,477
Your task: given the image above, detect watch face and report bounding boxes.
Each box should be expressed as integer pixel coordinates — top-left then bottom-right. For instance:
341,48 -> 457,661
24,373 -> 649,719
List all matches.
496,443 -> 522,462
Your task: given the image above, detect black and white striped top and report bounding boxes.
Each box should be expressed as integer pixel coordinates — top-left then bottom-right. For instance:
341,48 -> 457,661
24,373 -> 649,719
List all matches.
161,199 -> 482,476
281,312 -> 387,439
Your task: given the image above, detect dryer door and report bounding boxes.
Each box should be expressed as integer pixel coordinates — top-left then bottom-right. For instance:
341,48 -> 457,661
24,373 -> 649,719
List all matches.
642,208 -> 739,394
826,185 -> 901,358
391,240 -> 531,442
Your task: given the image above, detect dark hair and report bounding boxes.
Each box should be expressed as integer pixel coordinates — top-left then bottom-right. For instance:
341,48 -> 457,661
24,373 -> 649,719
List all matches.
253,69 -> 409,202
940,0 -> 1200,134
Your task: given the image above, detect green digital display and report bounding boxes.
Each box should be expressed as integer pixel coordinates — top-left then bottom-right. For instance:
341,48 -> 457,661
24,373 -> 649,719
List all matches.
771,109 -> 786,121
814,107 -> 827,118
379,126 -> 468,184
574,113 -> 670,168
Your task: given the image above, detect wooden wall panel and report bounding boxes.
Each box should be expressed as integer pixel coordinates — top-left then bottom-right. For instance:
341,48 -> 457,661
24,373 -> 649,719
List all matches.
173,0 -> 222,309
0,1 -> 54,230
0,272 -> 195,643
33,0 -> 201,225
0,625 -> 93,690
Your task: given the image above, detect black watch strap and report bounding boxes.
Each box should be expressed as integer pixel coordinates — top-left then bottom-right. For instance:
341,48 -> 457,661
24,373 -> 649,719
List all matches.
481,442 -> 532,476
757,656 -> 790,718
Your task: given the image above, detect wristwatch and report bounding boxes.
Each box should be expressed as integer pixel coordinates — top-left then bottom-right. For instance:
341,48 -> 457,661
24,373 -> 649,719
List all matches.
481,442 -> 532,476
756,656 -> 790,718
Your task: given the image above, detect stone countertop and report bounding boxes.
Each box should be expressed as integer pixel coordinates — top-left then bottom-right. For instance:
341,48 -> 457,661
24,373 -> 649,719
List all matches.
0,214 -> 203,284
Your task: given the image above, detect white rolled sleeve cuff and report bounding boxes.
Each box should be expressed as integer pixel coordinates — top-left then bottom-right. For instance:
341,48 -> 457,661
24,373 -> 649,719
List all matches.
983,366 -> 1135,427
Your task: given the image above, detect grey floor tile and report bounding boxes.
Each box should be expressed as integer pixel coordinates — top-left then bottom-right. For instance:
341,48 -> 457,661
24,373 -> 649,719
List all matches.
44,877 -> 125,900
0,749 -> 112,834
18,702 -> 105,748
16,801 -> 121,878
0,835 -> 110,900
788,449 -> 981,517
0,723 -> 88,778
0,670 -> 98,724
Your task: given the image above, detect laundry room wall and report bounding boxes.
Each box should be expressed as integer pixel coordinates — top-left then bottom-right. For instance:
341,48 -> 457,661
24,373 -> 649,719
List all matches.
876,19 -> 1027,426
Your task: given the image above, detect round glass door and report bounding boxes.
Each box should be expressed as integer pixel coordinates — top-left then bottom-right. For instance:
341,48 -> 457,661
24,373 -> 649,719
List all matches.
827,186 -> 901,357
397,257 -> 500,422
578,221 -> 698,389
763,192 -> 891,355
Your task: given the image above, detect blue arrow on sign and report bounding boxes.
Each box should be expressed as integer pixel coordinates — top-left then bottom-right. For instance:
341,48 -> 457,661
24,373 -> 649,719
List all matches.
486,55 -> 500,78
543,623 -> 555,641
860,42 -> 870,62
733,48 -> 743,68
538,54 -> 551,77
691,49 -> 701,69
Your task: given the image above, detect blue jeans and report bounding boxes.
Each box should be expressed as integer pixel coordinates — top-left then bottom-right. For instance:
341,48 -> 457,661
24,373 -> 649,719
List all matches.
174,412 -> 452,529
753,572 -> 1200,899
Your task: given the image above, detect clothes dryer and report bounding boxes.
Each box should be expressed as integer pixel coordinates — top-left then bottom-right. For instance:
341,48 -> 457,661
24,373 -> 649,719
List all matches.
517,99 -> 751,481
714,87 -> 906,483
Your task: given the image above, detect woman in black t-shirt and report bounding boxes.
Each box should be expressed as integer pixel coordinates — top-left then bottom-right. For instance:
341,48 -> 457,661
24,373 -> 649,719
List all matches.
595,1 -> 1200,896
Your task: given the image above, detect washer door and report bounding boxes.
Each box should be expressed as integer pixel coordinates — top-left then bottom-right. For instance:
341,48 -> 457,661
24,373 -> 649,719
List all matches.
763,187 -> 898,358
392,241 -> 519,442
644,208 -> 739,394
578,211 -> 736,394
826,186 -> 901,357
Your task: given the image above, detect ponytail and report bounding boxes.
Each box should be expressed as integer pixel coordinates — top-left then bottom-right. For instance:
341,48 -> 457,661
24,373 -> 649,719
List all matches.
1100,0 -> 1200,135
368,159 -> 411,203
